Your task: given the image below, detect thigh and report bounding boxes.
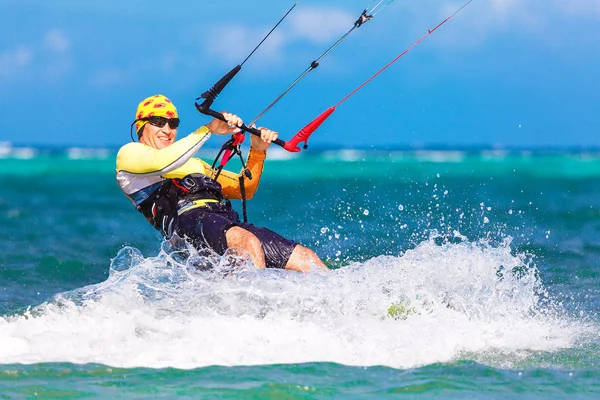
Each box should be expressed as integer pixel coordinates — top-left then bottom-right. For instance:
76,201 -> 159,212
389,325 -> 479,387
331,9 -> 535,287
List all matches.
241,224 -> 298,269
178,209 -> 237,255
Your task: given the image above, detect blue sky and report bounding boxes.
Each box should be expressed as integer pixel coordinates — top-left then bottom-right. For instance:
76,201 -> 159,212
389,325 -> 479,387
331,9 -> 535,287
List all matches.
1,0 -> 599,149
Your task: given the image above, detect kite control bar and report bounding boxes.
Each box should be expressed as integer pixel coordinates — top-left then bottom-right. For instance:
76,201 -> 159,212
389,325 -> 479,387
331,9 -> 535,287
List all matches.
195,64 -> 314,152
195,99 -> 289,149
195,80 -> 322,153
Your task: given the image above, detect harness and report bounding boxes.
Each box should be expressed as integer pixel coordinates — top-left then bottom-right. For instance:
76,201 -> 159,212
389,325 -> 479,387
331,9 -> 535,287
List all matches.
137,174 -> 225,239
210,132 -> 252,223
137,132 -> 256,239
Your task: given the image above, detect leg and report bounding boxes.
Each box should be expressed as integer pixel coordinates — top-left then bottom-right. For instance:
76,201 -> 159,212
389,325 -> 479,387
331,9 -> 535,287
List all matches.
225,226 -> 266,269
284,245 -> 329,273
241,224 -> 328,273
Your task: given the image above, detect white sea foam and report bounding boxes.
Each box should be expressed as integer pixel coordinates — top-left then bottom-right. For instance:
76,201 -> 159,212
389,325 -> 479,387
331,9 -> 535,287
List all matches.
0,235 -> 593,369
414,150 -> 465,163
322,149 -> 367,162
0,143 -> 37,159
66,147 -> 111,160
0,142 -> 11,158
264,147 -> 300,161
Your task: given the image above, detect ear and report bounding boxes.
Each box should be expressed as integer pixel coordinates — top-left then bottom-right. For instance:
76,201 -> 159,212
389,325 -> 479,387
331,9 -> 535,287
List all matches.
137,123 -> 148,140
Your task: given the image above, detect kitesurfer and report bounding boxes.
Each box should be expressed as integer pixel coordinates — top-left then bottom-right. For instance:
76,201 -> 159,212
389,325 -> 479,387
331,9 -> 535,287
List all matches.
116,94 -> 328,273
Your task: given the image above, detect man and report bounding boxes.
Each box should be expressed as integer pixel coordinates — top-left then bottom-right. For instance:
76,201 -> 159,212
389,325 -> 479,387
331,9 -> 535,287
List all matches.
116,94 -> 327,272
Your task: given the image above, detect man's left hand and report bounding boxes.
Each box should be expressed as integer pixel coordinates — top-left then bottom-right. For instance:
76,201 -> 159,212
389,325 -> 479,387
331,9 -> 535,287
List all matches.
250,128 -> 278,152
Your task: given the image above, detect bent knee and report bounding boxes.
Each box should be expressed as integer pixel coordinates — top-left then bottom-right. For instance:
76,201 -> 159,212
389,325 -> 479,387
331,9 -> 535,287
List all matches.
294,245 -> 312,257
286,245 -> 328,272
226,226 -> 262,253
296,245 -> 321,260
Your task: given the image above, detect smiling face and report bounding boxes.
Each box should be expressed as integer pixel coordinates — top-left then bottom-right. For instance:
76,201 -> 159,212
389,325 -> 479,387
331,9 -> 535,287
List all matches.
133,94 -> 179,149
139,120 -> 177,150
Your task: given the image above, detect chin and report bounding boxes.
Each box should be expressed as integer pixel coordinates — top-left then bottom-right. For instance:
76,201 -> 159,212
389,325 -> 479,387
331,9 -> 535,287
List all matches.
156,139 -> 173,149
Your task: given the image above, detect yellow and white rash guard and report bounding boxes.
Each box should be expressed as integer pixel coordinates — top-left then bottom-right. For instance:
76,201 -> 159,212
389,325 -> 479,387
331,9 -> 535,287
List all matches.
115,126 -> 266,208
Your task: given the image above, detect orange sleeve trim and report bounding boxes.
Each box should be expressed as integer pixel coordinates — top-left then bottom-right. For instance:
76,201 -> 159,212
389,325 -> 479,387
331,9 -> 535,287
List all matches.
217,147 -> 266,200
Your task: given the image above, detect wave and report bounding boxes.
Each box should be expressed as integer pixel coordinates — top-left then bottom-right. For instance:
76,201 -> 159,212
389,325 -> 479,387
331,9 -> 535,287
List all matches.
0,234 -> 596,369
0,143 -> 37,159
66,147 -> 112,160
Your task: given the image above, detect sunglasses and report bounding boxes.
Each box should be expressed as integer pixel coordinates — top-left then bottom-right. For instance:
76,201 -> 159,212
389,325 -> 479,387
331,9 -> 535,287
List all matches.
129,116 -> 181,141
140,116 -> 180,129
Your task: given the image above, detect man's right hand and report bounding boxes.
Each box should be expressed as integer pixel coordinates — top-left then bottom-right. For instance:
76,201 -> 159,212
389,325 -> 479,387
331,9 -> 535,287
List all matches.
206,112 -> 243,135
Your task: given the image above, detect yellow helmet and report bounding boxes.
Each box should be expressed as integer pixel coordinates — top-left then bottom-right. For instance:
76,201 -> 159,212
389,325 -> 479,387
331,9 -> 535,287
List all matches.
131,94 -> 179,139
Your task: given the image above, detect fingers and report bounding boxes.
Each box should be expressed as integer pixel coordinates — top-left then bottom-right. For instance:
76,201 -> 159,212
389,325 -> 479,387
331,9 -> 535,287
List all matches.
258,127 -> 278,144
213,113 -> 278,145
206,111 -> 245,135
222,112 -> 243,132
249,127 -> 278,152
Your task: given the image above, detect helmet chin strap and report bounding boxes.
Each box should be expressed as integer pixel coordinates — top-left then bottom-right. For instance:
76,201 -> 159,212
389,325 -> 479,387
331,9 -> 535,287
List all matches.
129,120 -> 138,142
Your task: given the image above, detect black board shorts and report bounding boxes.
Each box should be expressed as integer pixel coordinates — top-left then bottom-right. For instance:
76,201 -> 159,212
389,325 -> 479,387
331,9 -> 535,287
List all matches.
177,203 -> 298,269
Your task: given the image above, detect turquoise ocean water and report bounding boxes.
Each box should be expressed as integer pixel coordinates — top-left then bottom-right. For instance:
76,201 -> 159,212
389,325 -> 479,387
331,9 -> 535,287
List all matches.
1,146 -> 600,398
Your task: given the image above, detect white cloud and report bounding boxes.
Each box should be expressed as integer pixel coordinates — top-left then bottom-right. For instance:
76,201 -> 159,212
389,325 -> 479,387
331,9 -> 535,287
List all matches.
44,58 -> 74,80
159,52 -> 180,72
88,68 -> 126,87
442,0 -> 546,44
205,25 -> 286,65
204,6 -> 353,68
0,47 -> 34,77
85,51 -> 178,87
553,0 -> 600,17
287,7 -> 353,44
0,29 -> 74,82
41,29 -> 73,79
44,30 -> 70,53
388,0 -> 600,51
483,0 -> 599,33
